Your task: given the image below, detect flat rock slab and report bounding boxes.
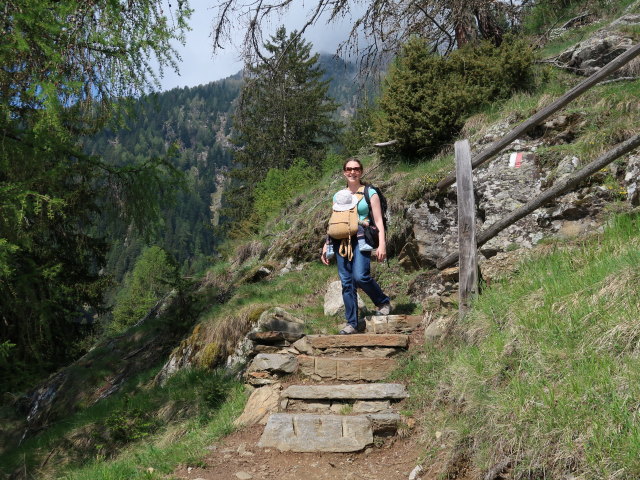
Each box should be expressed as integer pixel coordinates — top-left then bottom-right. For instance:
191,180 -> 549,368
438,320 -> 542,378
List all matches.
247,331 -> 304,344
365,315 -> 423,334
306,334 -> 409,349
258,414 -> 373,452
282,383 -> 408,400
247,353 -> 298,374
298,356 -> 397,381
234,384 -> 281,427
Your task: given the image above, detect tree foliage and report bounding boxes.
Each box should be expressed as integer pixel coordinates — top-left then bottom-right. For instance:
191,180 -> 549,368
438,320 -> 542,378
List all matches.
86,78 -> 242,278
109,246 -> 179,334
253,159 -> 316,221
0,0 -> 190,388
223,27 -> 340,235
377,36 -> 535,158
233,26 -> 340,177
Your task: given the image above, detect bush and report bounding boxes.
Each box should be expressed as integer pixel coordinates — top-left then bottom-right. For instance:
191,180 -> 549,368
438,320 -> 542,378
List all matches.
377,36 -> 535,159
253,158 -> 315,220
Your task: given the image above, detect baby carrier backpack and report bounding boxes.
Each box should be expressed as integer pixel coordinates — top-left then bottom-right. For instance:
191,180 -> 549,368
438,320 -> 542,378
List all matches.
327,189 -> 365,260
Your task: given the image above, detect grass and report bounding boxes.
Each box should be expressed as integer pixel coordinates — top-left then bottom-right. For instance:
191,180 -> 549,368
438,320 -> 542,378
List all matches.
0,368 -> 246,479
60,379 -> 245,480
397,212 -> 640,478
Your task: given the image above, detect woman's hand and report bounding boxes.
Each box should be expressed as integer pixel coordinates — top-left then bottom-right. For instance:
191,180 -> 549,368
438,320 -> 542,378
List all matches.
321,243 -> 330,265
376,244 -> 387,262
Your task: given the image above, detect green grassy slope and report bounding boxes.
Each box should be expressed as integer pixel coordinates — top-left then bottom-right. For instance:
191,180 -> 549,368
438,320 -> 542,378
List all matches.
399,211 -> 640,479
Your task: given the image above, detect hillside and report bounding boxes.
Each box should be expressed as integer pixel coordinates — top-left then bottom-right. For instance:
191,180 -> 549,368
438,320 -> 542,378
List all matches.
87,53 -> 360,281
2,2 -> 640,479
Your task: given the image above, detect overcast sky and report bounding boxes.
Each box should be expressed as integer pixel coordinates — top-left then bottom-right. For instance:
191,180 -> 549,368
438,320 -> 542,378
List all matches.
157,0 -> 360,91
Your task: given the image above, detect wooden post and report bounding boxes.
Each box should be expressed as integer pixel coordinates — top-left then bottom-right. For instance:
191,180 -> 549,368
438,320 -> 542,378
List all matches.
437,42 -> 640,191
455,140 -> 477,315
437,134 -> 640,270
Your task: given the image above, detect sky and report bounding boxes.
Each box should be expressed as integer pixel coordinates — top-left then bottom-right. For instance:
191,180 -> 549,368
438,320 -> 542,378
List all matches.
158,0 -> 361,91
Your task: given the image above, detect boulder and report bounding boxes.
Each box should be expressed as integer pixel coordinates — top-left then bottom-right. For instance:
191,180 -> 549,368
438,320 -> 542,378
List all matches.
324,280 -> 365,316
291,336 -> 314,355
256,307 -> 305,334
625,154 -> 640,206
234,384 -> 281,427
406,194 -> 458,268
226,308 -> 305,373
424,317 -> 451,342
247,353 -> 298,374
556,19 -> 639,77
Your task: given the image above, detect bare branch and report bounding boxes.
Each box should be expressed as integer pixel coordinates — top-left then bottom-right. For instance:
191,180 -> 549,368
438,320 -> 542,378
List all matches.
210,0 -> 527,76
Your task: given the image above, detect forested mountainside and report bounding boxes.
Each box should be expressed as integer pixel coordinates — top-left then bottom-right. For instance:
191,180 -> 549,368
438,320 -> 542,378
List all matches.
86,54 -> 359,281
86,77 -> 241,278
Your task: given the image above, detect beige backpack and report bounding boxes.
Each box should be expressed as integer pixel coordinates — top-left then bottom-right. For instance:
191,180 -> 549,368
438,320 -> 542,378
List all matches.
327,188 -> 364,260
327,207 -> 359,239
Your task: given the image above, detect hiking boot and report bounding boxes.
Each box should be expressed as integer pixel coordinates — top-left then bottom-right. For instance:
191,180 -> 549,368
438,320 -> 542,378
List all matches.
374,302 -> 392,316
356,321 -> 367,333
339,324 -> 358,335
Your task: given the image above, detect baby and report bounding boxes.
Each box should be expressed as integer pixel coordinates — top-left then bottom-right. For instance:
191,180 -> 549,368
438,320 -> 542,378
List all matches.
326,190 -> 374,260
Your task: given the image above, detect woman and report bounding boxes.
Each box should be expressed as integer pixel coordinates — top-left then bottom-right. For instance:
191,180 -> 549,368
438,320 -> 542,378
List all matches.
321,158 -> 392,334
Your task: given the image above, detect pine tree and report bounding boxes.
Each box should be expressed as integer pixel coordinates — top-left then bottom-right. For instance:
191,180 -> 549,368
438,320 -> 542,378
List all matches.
233,26 -> 340,177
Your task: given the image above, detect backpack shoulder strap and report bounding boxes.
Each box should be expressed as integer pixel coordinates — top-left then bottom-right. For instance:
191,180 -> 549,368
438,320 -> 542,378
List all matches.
364,184 -> 373,210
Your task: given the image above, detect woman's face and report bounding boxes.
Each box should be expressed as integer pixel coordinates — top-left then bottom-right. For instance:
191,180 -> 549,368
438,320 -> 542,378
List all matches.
343,161 -> 363,184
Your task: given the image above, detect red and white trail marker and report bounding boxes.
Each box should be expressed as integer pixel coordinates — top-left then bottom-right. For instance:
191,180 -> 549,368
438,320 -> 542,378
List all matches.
509,152 -> 523,168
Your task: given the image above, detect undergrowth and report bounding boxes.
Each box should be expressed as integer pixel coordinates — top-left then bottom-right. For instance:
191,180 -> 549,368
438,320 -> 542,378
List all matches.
0,368 -> 245,479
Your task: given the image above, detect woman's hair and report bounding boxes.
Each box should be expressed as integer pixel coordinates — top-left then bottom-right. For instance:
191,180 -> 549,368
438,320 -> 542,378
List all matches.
342,157 -> 364,171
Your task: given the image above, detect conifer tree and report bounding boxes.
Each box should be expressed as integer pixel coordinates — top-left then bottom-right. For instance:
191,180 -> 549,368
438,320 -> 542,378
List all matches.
0,0 -> 189,388
232,26 -> 340,177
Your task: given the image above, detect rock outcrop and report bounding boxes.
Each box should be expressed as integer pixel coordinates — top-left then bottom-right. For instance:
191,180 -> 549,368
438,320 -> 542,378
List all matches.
555,13 -> 640,77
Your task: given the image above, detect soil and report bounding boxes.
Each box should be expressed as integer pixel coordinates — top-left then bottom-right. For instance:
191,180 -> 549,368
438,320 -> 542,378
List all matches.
174,424 -> 423,480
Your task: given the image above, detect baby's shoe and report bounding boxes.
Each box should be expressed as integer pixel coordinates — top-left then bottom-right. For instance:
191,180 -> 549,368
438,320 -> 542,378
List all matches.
358,237 -> 373,252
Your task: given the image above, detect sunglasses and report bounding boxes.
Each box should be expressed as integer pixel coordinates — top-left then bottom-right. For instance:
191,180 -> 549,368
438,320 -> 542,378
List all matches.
344,167 -> 362,172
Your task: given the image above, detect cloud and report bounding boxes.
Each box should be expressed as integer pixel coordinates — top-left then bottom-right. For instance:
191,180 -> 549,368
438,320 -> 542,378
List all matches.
156,0 -> 361,91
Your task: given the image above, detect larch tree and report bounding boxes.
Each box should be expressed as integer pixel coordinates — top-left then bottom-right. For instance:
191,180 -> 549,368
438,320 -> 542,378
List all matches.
0,0 -> 190,388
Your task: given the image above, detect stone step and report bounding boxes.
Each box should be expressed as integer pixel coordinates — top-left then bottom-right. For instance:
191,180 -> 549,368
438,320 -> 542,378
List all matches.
282,383 -> 408,400
306,334 -> 409,349
258,413 -> 402,452
298,355 -> 397,381
364,314 -> 423,334
292,334 -> 409,358
281,383 -> 408,415
284,398 -> 394,414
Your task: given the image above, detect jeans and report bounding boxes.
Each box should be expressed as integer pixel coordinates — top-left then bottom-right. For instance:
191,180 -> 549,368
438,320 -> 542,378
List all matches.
334,237 -> 390,328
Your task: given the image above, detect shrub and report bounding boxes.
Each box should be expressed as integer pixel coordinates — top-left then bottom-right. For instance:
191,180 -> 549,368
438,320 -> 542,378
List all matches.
377,36 -> 535,159
253,158 -> 315,220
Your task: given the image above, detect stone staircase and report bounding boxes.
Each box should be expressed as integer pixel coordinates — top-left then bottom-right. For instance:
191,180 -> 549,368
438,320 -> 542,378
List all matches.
243,315 -> 422,453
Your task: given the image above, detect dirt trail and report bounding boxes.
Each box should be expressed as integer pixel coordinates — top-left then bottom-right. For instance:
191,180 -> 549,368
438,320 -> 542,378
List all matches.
176,424 -> 423,480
